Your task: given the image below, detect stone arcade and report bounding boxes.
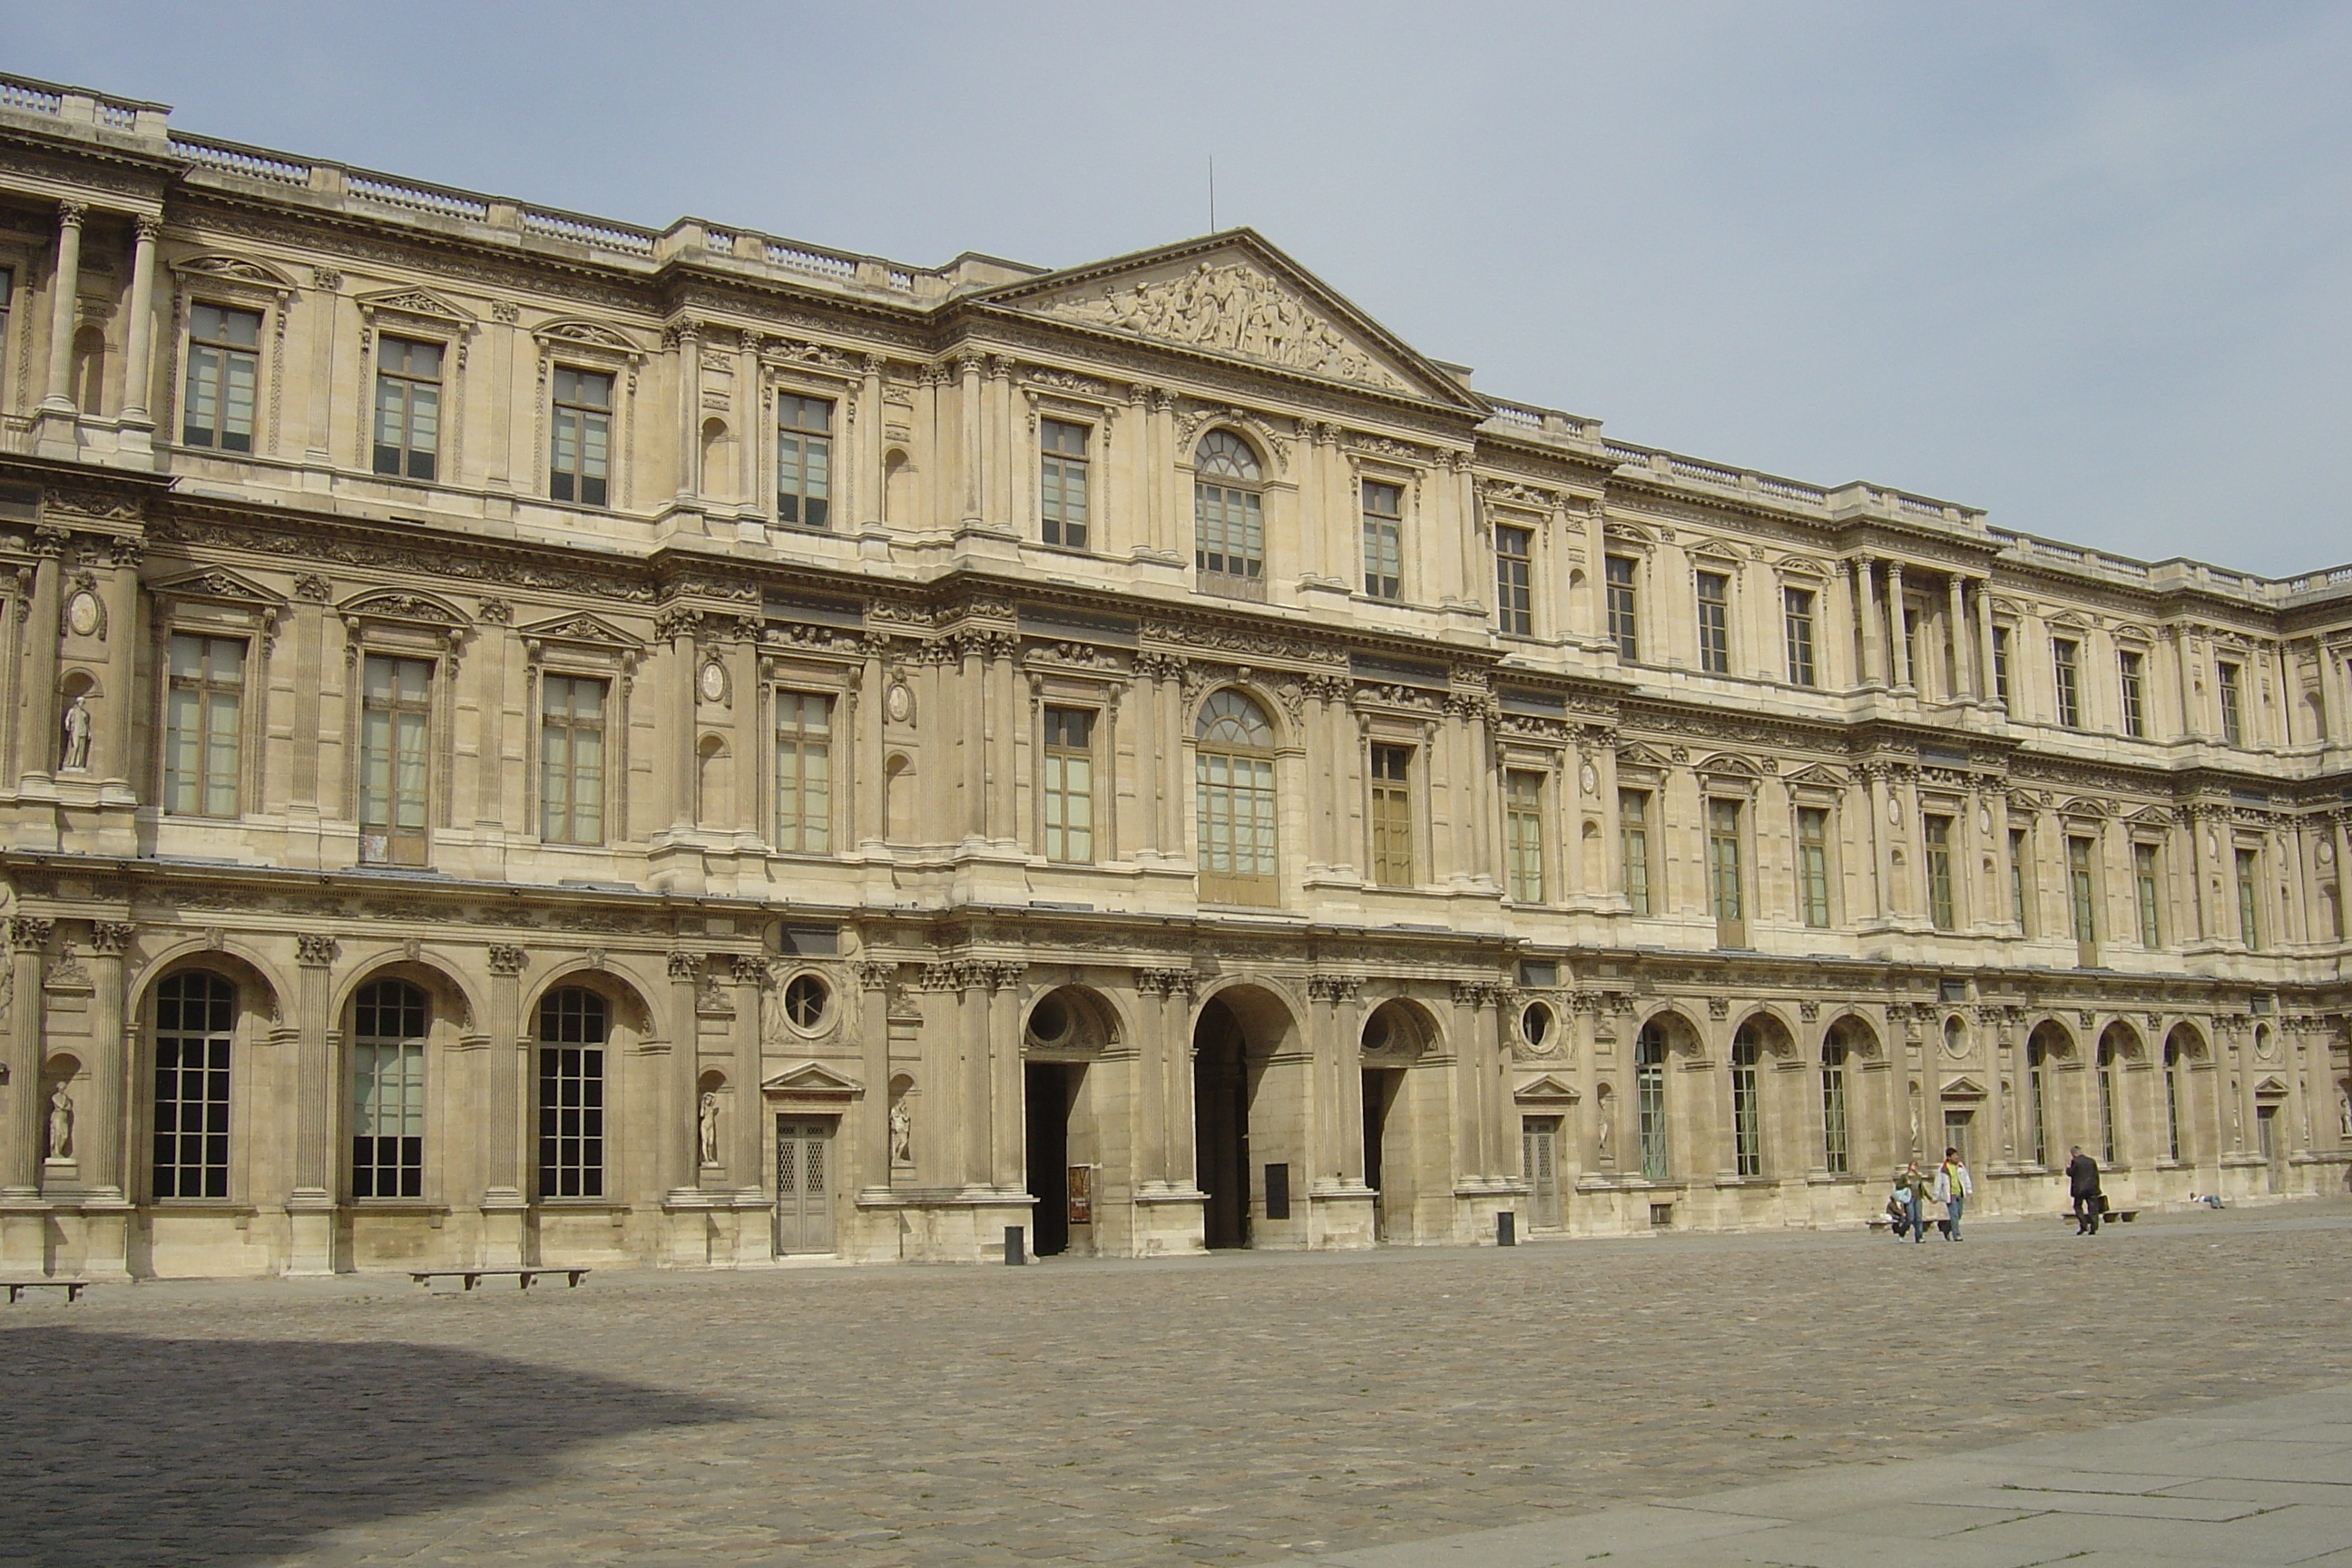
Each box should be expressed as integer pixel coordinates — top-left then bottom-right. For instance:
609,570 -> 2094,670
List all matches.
0,75 -> 2347,1279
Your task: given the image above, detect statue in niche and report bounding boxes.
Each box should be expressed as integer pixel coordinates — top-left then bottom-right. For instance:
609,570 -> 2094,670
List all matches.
889,1098 -> 913,1164
45,1083 -> 73,1161
59,695 -> 92,770
698,1092 -> 721,1168
1594,1112 -> 1612,1161
2338,1093 -> 2350,1140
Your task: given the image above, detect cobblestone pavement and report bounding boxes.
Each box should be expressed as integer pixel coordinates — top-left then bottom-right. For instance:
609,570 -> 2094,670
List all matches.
7,1204 -> 2352,1567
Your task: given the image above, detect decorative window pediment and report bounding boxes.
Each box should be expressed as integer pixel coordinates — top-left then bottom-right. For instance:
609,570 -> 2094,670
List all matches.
518,611 -> 644,658
338,589 -> 470,647
357,287 -> 476,332
1616,741 -> 1672,770
151,565 -> 286,613
1785,763 -> 1848,790
1696,752 -> 1761,779
171,253 -> 297,299
760,1060 -> 863,1098
533,318 -> 644,360
1513,1072 -> 1581,1105
1939,1074 -> 1988,1100
2252,1075 -> 2290,1098
2061,796 -> 2112,820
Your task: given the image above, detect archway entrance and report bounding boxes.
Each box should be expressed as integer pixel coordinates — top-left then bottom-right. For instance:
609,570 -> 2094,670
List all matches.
1193,997 -> 1252,1249
1024,1063 -> 1081,1257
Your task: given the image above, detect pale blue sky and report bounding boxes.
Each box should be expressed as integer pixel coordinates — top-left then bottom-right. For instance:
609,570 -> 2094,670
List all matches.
6,1 -> 2347,575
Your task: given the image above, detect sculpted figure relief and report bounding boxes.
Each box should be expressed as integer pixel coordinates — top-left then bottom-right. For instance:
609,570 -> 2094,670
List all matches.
1041,261 -> 1408,391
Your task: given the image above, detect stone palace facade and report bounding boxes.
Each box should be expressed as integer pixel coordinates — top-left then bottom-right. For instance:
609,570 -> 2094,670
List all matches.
1,74 -> 2347,1280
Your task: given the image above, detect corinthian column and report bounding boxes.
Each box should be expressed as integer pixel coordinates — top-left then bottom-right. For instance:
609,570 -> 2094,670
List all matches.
40,202 -> 86,414
121,215 -> 160,426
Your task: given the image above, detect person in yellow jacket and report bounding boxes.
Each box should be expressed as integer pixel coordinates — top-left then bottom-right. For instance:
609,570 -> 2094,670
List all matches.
1932,1146 -> 1975,1240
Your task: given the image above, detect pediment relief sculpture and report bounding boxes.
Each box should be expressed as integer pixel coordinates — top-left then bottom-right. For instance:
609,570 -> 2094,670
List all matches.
1032,260 -> 1410,393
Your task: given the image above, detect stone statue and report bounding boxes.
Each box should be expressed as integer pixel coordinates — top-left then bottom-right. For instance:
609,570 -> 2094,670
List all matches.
45,1083 -> 73,1161
1595,1114 -> 1611,1158
2339,1093 -> 2350,1140
697,1092 -> 720,1168
60,695 -> 91,771
889,1098 -> 913,1164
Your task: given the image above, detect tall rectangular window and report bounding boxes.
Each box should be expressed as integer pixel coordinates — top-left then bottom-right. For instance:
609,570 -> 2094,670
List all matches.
1504,769 -> 1544,904
1798,806 -> 1832,928
1730,1037 -> 1763,1177
2235,846 -> 2260,947
163,633 -> 244,818
1620,789 -> 1651,914
2118,650 -> 2146,739
350,982 -> 426,1200
1605,555 -> 1639,661
371,336 -> 443,481
1494,524 -> 1533,637
1193,473 -> 1265,596
358,654 -> 433,866
537,990 -> 606,1200
774,691 -> 833,854
1925,814 -> 1955,931
1695,571 -> 1730,675
1992,625 -> 2013,703
539,674 -> 607,845
2134,842 -> 2162,947
182,302 -> 261,452
152,972 -> 234,1200
1039,417 -> 1089,549
2218,661 -> 2245,745
1042,706 -> 1094,864
2068,835 -> 2098,946
776,393 -> 833,529
1820,1045 -> 1850,1175
1783,587 -> 1817,687
2053,639 -> 2082,728
1360,480 -> 1403,600
1708,798 -> 1744,928
1369,743 -> 1414,887
2010,828 -> 2032,934
550,367 -> 612,506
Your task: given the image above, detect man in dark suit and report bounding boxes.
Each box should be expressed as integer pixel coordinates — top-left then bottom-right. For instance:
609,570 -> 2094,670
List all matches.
2066,1145 -> 2103,1235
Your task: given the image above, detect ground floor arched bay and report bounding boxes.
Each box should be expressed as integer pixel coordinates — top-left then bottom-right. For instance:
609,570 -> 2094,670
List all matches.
6,906 -> 2347,1277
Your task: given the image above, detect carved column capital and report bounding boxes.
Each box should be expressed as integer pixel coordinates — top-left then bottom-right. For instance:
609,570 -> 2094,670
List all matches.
730,954 -> 773,986
295,934 -> 338,969
9,917 -> 55,954
56,201 -> 87,230
132,213 -> 162,243
485,944 -> 527,977
666,950 -> 704,981
86,921 -> 136,956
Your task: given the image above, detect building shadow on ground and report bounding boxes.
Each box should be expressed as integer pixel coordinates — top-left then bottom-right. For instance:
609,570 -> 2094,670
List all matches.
0,1327 -> 740,1565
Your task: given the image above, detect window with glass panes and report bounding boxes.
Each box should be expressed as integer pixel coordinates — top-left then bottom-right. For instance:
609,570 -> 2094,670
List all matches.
2068,835 -> 2098,946
1635,1023 -> 1669,1179
358,654 -> 433,865
1504,769 -> 1545,903
774,691 -> 833,854
1797,806 -> 1831,927
1992,625 -> 2013,703
776,393 -> 833,528
1783,586 -> 1817,686
1604,555 -> 1639,660
1369,743 -> 1414,887
2218,662 -> 2245,745
2163,1040 -> 2186,1161
372,336 -> 443,481
2134,842 -> 2162,947
2010,827 -> 2032,933
163,633 -> 244,818
1041,706 -> 1094,863
351,979 -> 426,1199
536,987 -> 607,1199
2053,638 -> 2082,727
549,367 -> 612,506
1194,690 -> 1278,905
1730,1026 -> 1764,1177
1695,571 -> 1730,674
1925,815 -> 1956,930
1360,480 -> 1403,600
1707,799 -> 1743,922
2097,1041 -> 2120,1164
1039,418 -> 1089,549
1494,524 -> 1533,636
182,302 -> 261,451
2119,649 -> 2146,738
1819,1036 -> 1850,1174
2026,1037 -> 2051,1165
539,674 -> 607,845
152,970 -> 235,1200
1192,432 -> 1264,596
1620,789 -> 1652,913
2235,846 -> 2260,946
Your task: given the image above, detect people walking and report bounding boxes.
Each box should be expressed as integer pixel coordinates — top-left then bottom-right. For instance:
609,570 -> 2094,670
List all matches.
2066,1145 -> 2103,1235
1933,1147 -> 1974,1240
1898,1161 -> 1932,1244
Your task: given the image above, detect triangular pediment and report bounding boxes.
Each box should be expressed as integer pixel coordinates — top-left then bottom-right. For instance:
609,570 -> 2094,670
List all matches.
1616,741 -> 1672,770
2252,1075 -> 2290,1097
976,231 -> 1481,407
517,611 -> 642,651
760,1060 -> 863,1097
339,589 -> 467,627
1939,1075 -> 1989,1100
1514,1072 -> 1581,1104
151,565 -> 285,608
357,286 -> 475,327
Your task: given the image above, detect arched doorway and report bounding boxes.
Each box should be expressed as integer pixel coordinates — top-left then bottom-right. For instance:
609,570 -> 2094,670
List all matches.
1023,985 -> 1116,1258
1190,984 -> 1302,1250
1192,995 -> 1253,1249
1360,998 -> 1436,1242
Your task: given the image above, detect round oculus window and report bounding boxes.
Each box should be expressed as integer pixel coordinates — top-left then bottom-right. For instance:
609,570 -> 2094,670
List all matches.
1521,1002 -> 1553,1048
782,974 -> 829,1031
1026,995 -> 1072,1045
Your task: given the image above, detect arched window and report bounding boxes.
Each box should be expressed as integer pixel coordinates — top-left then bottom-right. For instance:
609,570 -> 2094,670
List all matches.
352,979 -> 427,1199
1195,690 -> 1278,906
1192,431 -> 1265,600
537,987 -> 609,1199
1635,1022 -> 1669,1181
152,971 -> 236,1200
1730,1024 -> 1764,1177
2025,1034 -> 2052,1167
1819,1033 -> 1850,1175
2162,1036 -> 2187,1162
2096,1037 -> 2122,1165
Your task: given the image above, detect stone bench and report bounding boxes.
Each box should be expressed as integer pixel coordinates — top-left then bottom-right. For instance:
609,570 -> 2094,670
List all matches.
2,1279 -> 88,1303
408,1267 -> 591,1292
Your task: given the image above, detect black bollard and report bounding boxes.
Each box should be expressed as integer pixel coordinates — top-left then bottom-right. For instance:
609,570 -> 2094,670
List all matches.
1004,1224 -> 1026,1265
1496,1210 -> 1516,1247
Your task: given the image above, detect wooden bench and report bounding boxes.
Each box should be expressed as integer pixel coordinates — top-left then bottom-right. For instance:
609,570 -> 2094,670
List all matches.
3,1279 -> 88,1303
408,1267 -> 591,1292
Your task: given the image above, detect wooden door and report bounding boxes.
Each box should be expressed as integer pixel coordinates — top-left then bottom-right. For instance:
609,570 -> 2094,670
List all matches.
1523,1117 -> 1561,1230
775,1116 -> 836,1253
